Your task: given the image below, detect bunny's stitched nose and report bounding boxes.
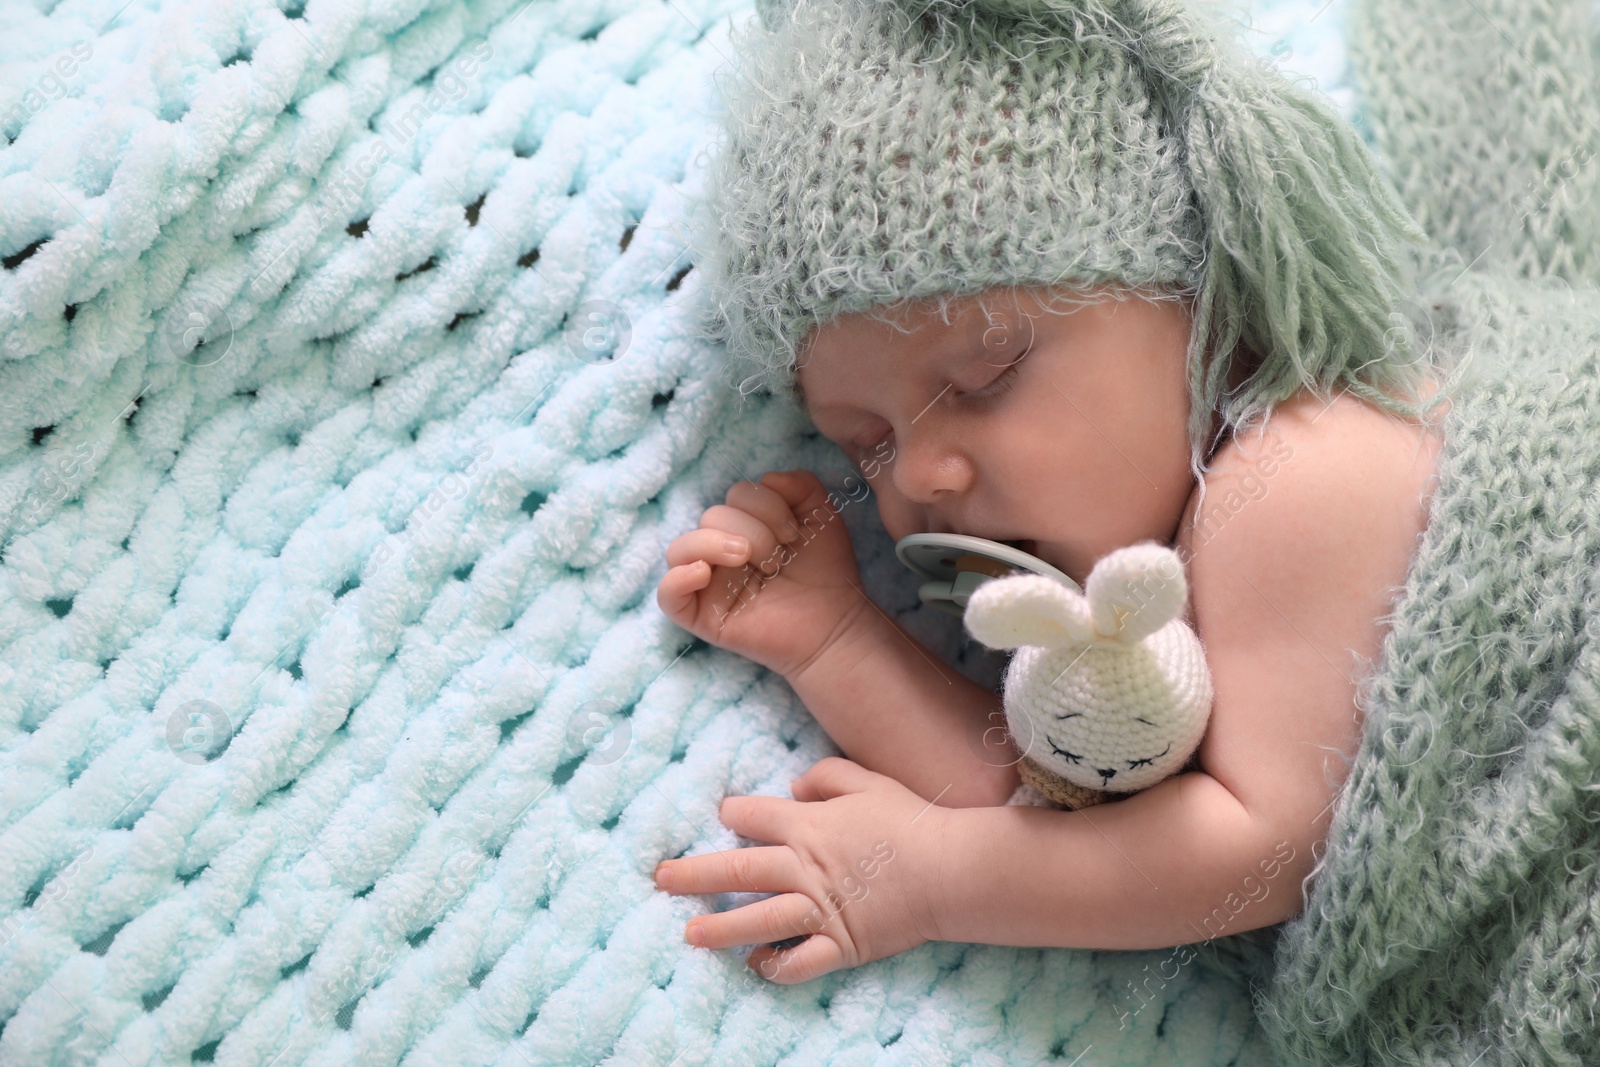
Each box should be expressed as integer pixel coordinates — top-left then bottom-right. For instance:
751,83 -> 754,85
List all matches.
1095,767 -> 1117,784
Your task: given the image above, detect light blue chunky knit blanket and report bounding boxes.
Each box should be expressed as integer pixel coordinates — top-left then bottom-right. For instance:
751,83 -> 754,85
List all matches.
1,0 -> 1595,1065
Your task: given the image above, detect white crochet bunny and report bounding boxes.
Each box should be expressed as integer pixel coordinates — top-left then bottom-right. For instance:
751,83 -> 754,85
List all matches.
962,542 -> 1214,810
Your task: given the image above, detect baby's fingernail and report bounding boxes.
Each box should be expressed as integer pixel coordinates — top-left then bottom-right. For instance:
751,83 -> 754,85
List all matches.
686,922 -> 705,946
654,863 -> 673,889
723,536 -> 748,555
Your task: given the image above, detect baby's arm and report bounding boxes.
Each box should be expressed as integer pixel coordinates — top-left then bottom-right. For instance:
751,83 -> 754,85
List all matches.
657,467 -> 1017,809
933,767 -> 1287,949
930,393 -> 1440,948
784,608 -> 1021,809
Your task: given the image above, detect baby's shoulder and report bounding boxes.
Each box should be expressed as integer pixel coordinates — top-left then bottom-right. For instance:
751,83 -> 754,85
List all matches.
1177,383 -> 1446,567
1170,382 -> 1448,644
1174,384 -> 1448,814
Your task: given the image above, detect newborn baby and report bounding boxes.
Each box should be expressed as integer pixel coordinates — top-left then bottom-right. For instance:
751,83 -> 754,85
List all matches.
644,0 -> 1457,985
653,283 -> 1447,982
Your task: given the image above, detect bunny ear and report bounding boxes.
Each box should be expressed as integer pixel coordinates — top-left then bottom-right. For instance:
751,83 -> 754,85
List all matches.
1085,543 -> 1190,644
963,574 -> 1095,651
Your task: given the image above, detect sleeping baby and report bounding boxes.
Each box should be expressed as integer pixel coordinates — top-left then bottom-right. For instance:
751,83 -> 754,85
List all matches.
650,0 -> 1457,983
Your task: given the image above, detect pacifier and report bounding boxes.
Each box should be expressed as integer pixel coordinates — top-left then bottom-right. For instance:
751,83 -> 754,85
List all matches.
894,534 -> 1081,617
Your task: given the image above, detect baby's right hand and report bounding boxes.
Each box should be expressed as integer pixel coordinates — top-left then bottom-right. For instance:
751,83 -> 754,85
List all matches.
657,470 -> 870,681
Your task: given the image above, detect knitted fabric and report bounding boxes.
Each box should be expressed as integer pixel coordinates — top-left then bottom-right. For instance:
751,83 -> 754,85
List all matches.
3,0 -> 1593,1063
961,545 -> 1214,797
0,1 -> 1306,1063
1015,756 -> 1111,810
687,0 -> 1443,492
1253,1 -> 1600,1062
693,0 -> 1206,388
1255,269 -> 1600,1067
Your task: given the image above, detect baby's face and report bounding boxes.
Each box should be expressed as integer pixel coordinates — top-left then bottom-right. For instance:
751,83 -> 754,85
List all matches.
795,285 -> 1198,589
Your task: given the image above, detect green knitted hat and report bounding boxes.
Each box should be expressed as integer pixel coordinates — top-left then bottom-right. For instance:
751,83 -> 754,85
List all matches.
688,0 -> 1447,476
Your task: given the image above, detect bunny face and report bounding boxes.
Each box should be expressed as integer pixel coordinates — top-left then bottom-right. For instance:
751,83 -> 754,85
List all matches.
962,542 -> 1215,794
1003,623 -> 1212,791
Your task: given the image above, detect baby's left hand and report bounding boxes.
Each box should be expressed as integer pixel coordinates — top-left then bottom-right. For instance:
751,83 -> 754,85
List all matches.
654,757 -> 949,983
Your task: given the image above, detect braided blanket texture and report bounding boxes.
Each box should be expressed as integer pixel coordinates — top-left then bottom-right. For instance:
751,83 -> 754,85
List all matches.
9,0 -> 1594,1064
2,0 -> 1348,1062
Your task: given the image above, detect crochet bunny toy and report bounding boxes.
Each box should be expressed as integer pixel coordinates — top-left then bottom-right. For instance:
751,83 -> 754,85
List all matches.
962,542 -> 1214,810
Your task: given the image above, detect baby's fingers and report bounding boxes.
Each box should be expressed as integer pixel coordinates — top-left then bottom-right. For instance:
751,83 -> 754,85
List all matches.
665,528 -> 750,569
749,931 -> 847,984
751,470 -> 841,531
656,561 -> 715,622
654,842 -> 801,897
683,891 -> 818,950
699,503 -> 784,564
726,473 -> 808,543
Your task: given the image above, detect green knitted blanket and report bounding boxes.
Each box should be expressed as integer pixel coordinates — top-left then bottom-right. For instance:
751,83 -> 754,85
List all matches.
1258,2 -> 1600,1063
